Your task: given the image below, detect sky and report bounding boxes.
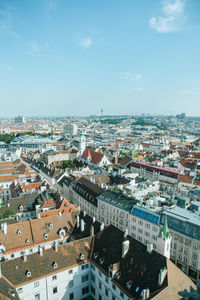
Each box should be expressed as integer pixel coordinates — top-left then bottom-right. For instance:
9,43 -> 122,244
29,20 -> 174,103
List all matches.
0,0 -> 200,117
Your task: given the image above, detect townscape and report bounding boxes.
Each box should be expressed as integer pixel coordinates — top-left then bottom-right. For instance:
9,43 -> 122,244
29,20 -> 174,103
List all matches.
0,114 -> 200,299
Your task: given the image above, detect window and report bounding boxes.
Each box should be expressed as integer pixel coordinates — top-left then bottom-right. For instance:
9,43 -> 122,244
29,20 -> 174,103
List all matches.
82,274 -> 89,283
34,281 -> 39,288
105,288 -> 108,296
69,293 -> 74,300
152,226 -> 158,232
91,264 -> 95,271
112,296 -> 116,300
53,287 -> 58,294
52,275 -> 57,281
99,281 -> 102,290
105,277 -> 108,284
138,228 -> 143,234
68,280 -> 73,288
120,291 -> 124,298
17,288 -> 23,294
138,220 -> 143,226
91,273 -> 95,283
145,232 -> 150,237
112,284 -> 116,291
145,223 -> 150,229
82,286 -> 89,295
11,254 -> 14,258
68,269 -> 73,274
35,295 -> 40,300
81,264 -> 89,270
99,270 -> 102,277
99,295 -> 102,300
91,286 -> 95,296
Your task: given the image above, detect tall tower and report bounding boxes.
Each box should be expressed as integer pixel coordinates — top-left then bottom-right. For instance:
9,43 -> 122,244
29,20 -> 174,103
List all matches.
80,133 -> 86,157
157,214 -> 171,259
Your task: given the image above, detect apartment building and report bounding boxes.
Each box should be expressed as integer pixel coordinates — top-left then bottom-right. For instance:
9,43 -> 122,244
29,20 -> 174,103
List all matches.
63,177 -> 200,282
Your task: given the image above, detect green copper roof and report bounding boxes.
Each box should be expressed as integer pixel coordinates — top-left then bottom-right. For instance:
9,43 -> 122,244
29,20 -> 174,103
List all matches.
158,214 -> 171,241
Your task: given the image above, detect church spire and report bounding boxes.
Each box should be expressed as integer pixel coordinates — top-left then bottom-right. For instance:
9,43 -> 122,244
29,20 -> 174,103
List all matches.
158,214 -> 171,241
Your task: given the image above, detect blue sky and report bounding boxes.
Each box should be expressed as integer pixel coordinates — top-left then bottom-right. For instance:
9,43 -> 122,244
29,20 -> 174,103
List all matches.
0,0 -> 200,117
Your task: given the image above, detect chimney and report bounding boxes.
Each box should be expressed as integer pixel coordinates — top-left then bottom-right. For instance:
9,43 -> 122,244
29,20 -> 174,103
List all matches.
80,219 -> 85,232
83,211 -> 86,217
58,211 -> 62,216
158,268 -> 167,286
1,223 -> 7,235
122,240 -> 130,258
124,228 -> 128,238
39,246 -> 43,256
100,222 -> 104,231
54,243 -> 58,252
92,216 -> 96,223
90,225 -> 94,236
141,289 -> 150,300
23,255 -> 27,262
76,215 -> 80,228
147,243 -> 153,254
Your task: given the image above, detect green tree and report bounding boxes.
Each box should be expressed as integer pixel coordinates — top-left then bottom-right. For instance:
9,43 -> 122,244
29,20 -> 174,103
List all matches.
62,160 -> 75,169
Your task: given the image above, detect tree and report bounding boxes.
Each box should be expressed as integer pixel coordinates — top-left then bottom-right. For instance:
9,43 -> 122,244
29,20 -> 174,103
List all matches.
178,280 -> 200,299
62,160 -> 75,169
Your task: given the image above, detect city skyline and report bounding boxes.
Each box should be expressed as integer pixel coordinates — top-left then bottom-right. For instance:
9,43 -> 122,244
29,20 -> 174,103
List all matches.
0,0 -> 200,117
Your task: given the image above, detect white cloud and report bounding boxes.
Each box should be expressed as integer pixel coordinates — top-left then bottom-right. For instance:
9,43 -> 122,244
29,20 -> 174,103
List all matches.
120,72 -> 142,81
149,0 -> 186,33
80,37 -> 93,49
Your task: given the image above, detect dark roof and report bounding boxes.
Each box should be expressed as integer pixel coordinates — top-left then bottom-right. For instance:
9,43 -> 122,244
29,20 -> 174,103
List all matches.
92,225 -> 167,299
97,190 -> 138,212
71,211 -> 102,239
74,177 -> 104,207
118,156 -> 133,167
109,175 -> 130,185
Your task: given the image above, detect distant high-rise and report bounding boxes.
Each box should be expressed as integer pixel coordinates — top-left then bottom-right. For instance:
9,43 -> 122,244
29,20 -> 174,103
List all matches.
101,108 -> 103,116
63,123 -> 77,136
15,116 -> 25,124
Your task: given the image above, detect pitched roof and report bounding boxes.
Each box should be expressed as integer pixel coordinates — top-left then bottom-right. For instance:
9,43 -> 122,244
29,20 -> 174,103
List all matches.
82,147 -> 104,165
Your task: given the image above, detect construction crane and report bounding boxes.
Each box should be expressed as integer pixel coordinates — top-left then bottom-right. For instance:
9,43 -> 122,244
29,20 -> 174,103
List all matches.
109,137 -> 138,165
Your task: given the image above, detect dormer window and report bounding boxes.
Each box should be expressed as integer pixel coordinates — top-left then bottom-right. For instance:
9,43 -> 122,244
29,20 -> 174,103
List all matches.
25,239 -> 30,244
26,269 -> 31,277
93,252 -> 99,259
79,253 -> 84,260
19,205 -> 23,211
17,230 -> 21,236
126,280 -> 133,289
52,261 -> 58,268
49,223 -> 53,229
44,233 -> 48,240
59,229 -> 65,238
67,229 -> 71,234
116,272 -> 121,280
99,257 -> 105,265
